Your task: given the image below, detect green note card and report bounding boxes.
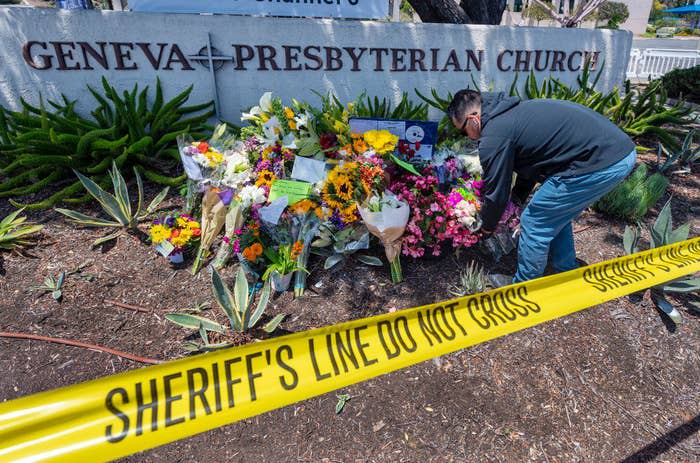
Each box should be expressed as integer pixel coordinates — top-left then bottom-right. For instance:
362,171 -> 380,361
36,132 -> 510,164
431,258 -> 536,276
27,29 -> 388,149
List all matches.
268,179 -> 312,205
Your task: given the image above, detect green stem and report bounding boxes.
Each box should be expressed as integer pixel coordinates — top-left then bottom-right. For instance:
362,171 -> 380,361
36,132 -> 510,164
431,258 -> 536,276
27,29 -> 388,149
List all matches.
390,256 -> 403,283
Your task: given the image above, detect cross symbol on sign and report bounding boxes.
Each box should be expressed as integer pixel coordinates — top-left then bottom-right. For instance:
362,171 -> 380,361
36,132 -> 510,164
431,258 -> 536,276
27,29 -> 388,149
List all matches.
187,46 -> 234,71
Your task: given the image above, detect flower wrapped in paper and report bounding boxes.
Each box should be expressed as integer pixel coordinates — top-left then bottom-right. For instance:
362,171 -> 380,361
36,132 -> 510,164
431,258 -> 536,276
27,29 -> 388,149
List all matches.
358,192 -> 410,283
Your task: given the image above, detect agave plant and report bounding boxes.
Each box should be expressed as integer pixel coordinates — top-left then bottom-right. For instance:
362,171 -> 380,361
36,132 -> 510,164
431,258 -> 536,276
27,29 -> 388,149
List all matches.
0,208 -> 43,252
657,129 -> 699,175
55,162 -> 168,246
29,271 -> 66,302
166,267 -> 284,351
450,260 -> 487,297
623,199 -> 699,324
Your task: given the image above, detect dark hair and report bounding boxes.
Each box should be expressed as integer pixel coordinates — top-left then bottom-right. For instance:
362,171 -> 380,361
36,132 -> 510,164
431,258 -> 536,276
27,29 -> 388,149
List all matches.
447,89 -> 481,123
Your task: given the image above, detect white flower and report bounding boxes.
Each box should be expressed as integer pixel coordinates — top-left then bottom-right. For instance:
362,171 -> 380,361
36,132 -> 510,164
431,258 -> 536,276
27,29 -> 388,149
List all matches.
241,92 -> 273,121
238,185 -> 267,208
294,111 -> 310,130
458,154 -> 483,176
454,200 -> 480,230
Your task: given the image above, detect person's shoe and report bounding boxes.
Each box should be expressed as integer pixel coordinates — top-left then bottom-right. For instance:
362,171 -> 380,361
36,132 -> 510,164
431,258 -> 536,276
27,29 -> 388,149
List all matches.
487,273 -> 514,289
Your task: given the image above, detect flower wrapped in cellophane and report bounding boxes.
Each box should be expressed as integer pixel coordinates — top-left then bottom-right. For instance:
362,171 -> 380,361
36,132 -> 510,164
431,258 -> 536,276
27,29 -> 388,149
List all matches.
149,214 -> 201,264
358,191 -> 410,283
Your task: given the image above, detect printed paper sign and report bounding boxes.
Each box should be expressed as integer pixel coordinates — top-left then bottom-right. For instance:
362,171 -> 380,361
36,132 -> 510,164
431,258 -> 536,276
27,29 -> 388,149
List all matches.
291,156 -> 327,184
349,117 -> 438,161
268,179 -> 312,205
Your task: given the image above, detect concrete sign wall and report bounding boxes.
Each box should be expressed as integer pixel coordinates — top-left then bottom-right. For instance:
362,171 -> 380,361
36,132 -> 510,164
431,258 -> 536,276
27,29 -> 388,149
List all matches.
129,0 -> 390,20
0,8 -> 632,123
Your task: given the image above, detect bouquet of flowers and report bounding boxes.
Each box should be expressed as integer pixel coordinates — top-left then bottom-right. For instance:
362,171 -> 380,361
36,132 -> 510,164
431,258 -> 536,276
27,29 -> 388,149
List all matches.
149,214 -> 201,264
262,241 -> 307,292
358,192 -> 410,283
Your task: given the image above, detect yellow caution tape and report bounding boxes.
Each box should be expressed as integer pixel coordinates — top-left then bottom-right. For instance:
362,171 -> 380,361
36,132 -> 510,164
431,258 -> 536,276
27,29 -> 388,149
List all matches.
1,238 -> 699,463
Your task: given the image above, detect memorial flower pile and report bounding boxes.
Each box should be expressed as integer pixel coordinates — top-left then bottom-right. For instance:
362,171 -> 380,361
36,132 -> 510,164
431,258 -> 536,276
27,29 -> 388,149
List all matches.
172,91 -> 520,286
149,214 -> 201,264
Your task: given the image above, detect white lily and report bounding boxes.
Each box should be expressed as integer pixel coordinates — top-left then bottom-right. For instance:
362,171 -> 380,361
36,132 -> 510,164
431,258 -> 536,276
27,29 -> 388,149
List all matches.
241,92 -> 273,121
294,111 -> 310,130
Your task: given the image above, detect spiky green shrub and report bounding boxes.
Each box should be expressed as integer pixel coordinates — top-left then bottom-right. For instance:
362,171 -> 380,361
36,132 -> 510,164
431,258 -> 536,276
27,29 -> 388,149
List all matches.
166,268 -> 284,351
657,129 -> 699,175
623,200 -> 700,324
0,78 -> 213,209
593,163 -> 669,221
55,162 -> 168,246
450,260 -> 487,296
0,208 -> 43,251
660,65 -> 700,104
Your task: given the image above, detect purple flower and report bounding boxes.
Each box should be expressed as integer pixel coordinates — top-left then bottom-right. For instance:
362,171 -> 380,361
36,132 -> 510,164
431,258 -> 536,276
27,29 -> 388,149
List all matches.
217,188 -> 234,206
165,216 -> 176,228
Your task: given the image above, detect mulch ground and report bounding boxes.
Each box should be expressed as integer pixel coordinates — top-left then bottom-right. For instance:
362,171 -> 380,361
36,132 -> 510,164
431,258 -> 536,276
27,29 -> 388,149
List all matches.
1,150 -> 699,462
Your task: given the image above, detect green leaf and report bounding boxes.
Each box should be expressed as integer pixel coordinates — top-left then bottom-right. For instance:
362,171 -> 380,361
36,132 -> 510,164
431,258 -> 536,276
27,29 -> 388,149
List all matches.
234,267 -> 249,325
622,225 -> 636,255
109,162 -> 132,221
356,254 -> 383,266
390,154 -> 421,176
263,313 -> 285,333
248,281 -> 271,328
668,223 -> 690,244
662,278 -> 700,293
92,230 -> 123,247
56,271 -> 65,288
145,187 -> 169,216
324,254 -> 344,270
165,313 -> 225,333
134,166 -> 145,219
73,170 -> 128,225
211,268 -> 241,331
51,290 -> 62,301
54,208 -> 121,228
653,293 -> 682,324
653,199 -> 673,244
335,394 -> 351,414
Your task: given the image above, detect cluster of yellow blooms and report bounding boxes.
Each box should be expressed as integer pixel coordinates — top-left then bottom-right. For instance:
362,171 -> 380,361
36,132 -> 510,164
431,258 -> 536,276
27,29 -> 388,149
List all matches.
362,130 -> 399,155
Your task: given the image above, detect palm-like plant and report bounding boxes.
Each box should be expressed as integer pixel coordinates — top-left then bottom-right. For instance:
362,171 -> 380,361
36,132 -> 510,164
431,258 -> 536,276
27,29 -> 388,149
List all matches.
0,208 -> 43,252
623,200 -> 700,324
55,162 -> 168,246
166,268 -> 285,351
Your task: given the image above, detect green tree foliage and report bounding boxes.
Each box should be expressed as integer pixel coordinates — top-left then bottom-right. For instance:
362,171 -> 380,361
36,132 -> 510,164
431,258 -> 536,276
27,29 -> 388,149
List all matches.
596,1 -> 630,29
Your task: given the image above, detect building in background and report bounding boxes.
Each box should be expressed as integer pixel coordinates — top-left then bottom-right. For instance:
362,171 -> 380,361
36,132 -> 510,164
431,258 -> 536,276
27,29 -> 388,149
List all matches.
502,0 -> 654,35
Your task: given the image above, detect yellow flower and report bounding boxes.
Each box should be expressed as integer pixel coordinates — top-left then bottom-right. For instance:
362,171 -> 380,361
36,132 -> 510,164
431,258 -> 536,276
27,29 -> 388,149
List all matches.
353,138 -> 368,154
333,175 -> 354,201
288,120 -> 297,130
363,130 -> 398,155
347,102 -> 355,112
255,169 -> 276,187
284,107 -> 294,119
187,221 -> 200,230
149,224 -> 170,244
333,120 -> 346,133
260,113 -> 270,122
171,228 -> 193,248
340,203 -> 358,224
291,199 -> 314,215
176,217 -> 188,228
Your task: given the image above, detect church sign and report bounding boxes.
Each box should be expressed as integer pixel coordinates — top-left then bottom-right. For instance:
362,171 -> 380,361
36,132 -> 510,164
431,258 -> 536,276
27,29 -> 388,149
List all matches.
0,8 -> 632,122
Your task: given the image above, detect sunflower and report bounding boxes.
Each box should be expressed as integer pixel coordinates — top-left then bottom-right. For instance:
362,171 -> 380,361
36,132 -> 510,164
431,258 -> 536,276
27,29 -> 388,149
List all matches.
255,169 -> 276,187
333,175 -> 354,201
353,138 -> 368,154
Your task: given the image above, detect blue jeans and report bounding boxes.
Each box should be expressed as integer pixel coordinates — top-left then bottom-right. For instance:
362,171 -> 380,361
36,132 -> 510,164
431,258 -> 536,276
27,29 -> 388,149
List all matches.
513,149 -> 637,283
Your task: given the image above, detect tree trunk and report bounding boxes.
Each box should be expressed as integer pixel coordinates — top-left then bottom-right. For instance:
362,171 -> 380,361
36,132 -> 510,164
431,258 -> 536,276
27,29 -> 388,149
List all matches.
407,0 -> 506,24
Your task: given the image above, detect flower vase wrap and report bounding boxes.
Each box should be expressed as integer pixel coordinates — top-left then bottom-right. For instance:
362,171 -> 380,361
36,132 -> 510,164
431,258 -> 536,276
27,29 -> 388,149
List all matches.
271,271 -> 293,292
358,192 -> 410,283
293,213 -> 320,297
191,189 -> 227,274
211,201 -> 244,270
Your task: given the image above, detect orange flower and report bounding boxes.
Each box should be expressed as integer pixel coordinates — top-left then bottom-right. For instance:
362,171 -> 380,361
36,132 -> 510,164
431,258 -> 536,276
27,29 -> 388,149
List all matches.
196,142 -> 209,153
292,199 -> 314,215
242,246 -> 256,261
251,242 -> 263,257
353,138 -> 368,154
291,241 -> 304,259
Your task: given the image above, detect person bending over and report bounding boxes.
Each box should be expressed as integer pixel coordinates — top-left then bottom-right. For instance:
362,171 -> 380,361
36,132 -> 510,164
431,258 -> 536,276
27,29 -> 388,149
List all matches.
447,89 -> 636,283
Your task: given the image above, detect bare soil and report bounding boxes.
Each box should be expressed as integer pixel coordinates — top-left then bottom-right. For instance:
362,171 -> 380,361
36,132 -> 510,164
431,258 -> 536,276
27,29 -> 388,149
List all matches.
1,151 -> 699,462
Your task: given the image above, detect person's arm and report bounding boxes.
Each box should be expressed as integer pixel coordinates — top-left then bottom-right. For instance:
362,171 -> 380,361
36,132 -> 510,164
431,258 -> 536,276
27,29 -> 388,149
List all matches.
478,136 -> 516,236
510,175 -> 536,207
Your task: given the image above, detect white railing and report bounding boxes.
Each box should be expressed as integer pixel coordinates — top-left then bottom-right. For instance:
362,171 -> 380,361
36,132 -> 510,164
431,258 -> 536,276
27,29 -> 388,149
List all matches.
627,48 -> 700,80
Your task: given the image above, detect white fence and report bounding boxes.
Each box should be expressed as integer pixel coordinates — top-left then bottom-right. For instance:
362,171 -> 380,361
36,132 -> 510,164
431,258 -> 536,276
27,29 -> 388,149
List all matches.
627,48 -> 700,80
